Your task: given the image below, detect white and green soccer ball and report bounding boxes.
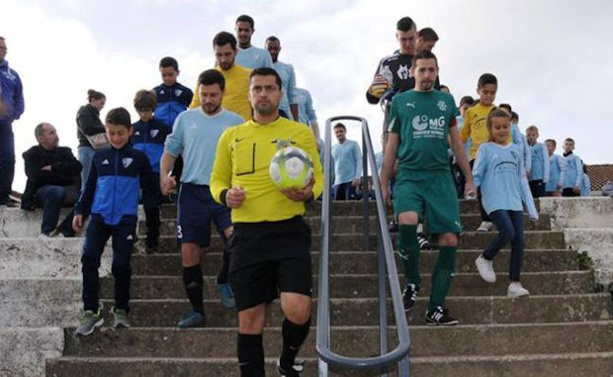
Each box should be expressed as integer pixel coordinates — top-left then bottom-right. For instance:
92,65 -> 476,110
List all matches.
269,146 -> 314,190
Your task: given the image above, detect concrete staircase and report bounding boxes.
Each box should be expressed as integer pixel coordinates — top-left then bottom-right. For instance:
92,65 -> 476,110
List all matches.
3,200 -> 611,376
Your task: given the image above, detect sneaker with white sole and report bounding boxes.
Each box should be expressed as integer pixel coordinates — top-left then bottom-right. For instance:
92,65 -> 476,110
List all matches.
402,283 -> 419,312
74,305 -> 104,336
475,255 -> 496,283
508,282 -> 530,297
477,221 -> 494,232
425,306 -> 459,326
111,307 -> 131,329
276,358 -> 305,376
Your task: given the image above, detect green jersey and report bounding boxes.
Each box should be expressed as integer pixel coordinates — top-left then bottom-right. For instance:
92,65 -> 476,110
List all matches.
389,89 -> 459,172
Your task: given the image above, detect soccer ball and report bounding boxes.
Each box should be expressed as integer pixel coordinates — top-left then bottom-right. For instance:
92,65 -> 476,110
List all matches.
269,146 -> 314,190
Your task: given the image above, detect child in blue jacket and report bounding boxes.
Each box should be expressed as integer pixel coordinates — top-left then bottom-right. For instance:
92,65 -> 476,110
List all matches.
131,89 -> 172,253
73,108 -> 156,336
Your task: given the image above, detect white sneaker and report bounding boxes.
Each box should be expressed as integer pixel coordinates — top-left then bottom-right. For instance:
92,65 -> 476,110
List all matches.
475,255 -> 496,283
37,233 -> 51,239
477,221 -> 494,232
508,282 -> 530,297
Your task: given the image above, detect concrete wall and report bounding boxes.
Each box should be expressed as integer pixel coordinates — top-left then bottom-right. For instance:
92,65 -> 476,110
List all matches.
540,197 -> 613,288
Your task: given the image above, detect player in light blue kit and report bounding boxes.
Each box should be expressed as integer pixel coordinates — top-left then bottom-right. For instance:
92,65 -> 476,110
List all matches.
265,36 -> 298,121
160,70 -> 245,327
234,15 -> 273,69
545,139 -> 566,197
473,108 -> 538,298
331,123 -> 362,200
562,138 -> 583,197
525,125 -> 549,198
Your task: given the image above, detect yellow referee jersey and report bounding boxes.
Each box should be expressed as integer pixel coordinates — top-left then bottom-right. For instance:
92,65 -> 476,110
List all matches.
211,117 -> 324,223
189,64 -> 252,121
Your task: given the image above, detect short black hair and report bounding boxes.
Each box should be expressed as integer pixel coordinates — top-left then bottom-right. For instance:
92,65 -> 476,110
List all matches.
134,89 -> 157,111
198,69 -> 226,91
396,17 -> 415,32
213,31 -> 237,50
478,73 -> 498,89
266,35 -> 280,44
106,107 -> 132,128
545,139 -> 557,147
418,27 -> 439,42
333,123 -> 346,131
87,89 -> 105,102
459,96 -> 475,107
412,50 -> 438,67
236,14 -> 255,29
159,56 -> 179,71
511,111 -> 519,122
499,103 -> 512,113
249,67 -> 282,89
565,137 -> 575,144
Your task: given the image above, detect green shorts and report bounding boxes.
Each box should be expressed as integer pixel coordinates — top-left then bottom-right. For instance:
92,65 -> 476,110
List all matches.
393,170 -> 462,235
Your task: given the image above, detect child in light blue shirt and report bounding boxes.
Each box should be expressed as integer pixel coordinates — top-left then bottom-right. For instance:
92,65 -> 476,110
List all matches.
545,139 -> 566,196
525,125 -> 549,198
472,109 -> 537,298
561,138 -> 583,197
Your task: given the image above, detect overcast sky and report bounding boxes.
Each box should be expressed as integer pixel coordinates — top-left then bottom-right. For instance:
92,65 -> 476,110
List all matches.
3,0 -> 613,191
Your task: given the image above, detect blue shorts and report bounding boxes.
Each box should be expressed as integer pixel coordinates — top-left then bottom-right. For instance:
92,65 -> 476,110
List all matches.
177,183 -> 232,246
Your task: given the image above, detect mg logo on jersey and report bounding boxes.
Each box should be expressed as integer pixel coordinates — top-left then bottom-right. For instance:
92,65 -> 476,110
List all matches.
412,115 -> 446,131
412,115 -> 429,131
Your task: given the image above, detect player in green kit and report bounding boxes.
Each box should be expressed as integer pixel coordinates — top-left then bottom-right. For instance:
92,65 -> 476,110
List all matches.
380,50 -> 475,325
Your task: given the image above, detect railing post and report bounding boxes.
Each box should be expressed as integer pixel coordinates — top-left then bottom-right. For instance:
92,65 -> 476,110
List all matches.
362,132 -> 370,253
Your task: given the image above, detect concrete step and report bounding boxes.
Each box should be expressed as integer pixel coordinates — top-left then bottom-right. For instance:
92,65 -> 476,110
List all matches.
138,213 -> 551,237
156,199 -> 541,219
132,249 -> 580,276
151,230 -> 566,253
58,321 -> 613,359
46,352 -> 613,377
0,239 -> 111,279
410,352 -> 613,377
99,271 -> 594,300
0,327 -> 64,377
0,207 -> 72,238
87,294 -> 611,328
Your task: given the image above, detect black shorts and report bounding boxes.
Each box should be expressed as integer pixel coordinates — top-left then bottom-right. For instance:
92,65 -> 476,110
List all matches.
229,216 -> 312,312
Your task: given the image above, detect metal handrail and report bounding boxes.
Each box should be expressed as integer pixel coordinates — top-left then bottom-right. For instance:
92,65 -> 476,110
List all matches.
316,116 -> 410,376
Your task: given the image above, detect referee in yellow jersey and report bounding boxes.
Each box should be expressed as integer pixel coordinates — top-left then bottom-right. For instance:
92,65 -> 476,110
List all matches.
211,67 -> 323,377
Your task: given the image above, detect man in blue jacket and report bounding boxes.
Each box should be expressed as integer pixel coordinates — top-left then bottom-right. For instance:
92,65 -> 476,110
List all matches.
0,36 -> 25,207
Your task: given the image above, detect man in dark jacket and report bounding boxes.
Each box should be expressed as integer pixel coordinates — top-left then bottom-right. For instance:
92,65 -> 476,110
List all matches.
22,122 -> 81,237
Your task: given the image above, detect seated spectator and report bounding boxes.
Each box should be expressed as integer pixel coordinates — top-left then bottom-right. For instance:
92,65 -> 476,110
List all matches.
21,122 -> 81,237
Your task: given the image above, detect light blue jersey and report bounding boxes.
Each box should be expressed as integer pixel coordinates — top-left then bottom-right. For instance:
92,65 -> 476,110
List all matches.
581,173 -> 591,196
273,61 -> 297,120
236,46 -> 273,69
511,123 -> 531,173
472,142 -> 538,220
528,142 -> 549,183
562,153 -> 583,189
294,87 -> 317,126
165,108 -> 244,185
331,139 -> 362,186
546,154 -> 567,192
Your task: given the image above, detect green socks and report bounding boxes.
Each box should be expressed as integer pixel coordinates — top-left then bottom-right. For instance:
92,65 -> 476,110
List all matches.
398,224 -> 420,287
429,246 -> 457,311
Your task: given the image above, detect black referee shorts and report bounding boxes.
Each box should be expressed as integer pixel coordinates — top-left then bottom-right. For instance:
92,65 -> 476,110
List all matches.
228,216 -> 312,312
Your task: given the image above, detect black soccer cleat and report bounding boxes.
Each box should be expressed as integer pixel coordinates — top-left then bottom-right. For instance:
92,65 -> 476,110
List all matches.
425,306 -> 459,326
402,284 -> 419,312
